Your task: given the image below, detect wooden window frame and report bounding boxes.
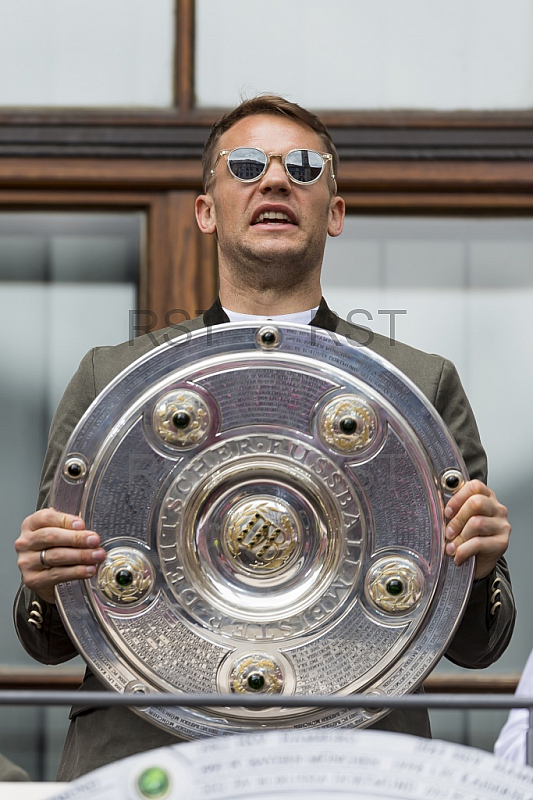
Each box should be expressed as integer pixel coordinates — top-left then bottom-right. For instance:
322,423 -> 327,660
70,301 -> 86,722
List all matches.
0,183 -> 216,326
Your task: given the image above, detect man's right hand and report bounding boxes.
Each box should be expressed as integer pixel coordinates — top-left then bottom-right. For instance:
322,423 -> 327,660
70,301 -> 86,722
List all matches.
15,509 -> 106,604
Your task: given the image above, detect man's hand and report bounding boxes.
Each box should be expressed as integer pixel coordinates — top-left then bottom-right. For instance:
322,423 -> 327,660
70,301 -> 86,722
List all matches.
444,480 -> 511,580
15,509 -> 106,604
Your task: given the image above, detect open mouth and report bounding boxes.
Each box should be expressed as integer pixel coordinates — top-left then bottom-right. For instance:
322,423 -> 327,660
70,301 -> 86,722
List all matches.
252,211 -> 297,225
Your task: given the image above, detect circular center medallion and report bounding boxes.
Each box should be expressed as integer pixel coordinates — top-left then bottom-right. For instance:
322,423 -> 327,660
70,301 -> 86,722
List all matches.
157,434 -> 364,636
223,496 -> 300,575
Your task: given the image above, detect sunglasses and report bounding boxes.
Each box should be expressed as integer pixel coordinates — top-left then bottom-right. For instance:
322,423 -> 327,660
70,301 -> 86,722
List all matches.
209,147 -> 336,191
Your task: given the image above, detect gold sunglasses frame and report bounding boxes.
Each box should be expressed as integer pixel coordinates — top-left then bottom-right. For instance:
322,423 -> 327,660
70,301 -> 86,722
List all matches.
208,147 -> 337,193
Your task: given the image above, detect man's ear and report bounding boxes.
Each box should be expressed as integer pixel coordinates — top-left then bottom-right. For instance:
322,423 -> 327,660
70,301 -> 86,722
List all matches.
195,194 -> 217,234
327,195 -> 345,238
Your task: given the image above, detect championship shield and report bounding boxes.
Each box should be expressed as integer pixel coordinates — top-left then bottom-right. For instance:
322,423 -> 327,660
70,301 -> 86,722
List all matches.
51,322 -> 472,737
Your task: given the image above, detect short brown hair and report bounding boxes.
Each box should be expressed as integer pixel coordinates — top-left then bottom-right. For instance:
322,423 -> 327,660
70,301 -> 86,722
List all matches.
202,94 -> 339,192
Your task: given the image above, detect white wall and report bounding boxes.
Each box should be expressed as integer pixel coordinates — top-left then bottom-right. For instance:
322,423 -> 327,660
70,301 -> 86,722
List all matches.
196,0 -> 533,110
1,0 -> 532,110
0,0 -> 174,106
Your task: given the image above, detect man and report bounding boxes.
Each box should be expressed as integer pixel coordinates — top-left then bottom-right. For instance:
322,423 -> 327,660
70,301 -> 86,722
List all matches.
494,646 -> 533,764
14,95 -> 514,780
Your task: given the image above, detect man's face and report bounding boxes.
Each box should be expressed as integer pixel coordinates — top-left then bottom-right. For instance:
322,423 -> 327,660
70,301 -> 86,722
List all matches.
196,114 -> 344,291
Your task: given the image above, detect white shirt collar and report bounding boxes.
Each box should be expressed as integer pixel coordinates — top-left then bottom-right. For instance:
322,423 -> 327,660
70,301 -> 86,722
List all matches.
223,307 -> 319,325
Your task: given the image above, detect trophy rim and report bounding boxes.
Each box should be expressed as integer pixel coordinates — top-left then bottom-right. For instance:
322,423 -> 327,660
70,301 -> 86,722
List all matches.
53,321 -> 473,738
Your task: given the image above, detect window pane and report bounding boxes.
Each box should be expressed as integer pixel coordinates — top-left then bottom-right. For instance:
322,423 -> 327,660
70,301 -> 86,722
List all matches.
0,211 -> 142,778
323,216 -> 533,660
323,215 -> 533,747
0,0 -> 174,107
0,213 -> 140,282
196,0 -> 533,110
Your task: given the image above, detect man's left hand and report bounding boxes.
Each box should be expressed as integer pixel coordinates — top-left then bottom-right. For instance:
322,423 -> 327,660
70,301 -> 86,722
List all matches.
444,479 -> 511,580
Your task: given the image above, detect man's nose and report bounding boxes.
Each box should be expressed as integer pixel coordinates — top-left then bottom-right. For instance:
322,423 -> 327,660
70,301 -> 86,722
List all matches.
259,155 -> 291,192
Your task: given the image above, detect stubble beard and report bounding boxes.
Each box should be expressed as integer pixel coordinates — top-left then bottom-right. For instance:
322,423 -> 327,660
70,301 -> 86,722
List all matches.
219,231 -> 327,293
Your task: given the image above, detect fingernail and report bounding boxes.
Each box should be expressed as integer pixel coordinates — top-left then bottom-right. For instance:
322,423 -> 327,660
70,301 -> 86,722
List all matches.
444,507 -> 453,519
86,534 -> 99,547
92,549 -> 106,561
446,542 -> 456,555
72,519 -> 85,530
85,566 -> 96,576
445,526 -> 455,539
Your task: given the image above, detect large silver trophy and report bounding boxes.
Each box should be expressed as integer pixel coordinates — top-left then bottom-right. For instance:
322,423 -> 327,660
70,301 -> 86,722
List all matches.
51,323 -> 472,737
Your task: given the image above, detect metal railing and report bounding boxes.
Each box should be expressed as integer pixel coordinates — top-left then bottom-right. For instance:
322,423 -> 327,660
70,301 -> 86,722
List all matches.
1,685 -> 532,768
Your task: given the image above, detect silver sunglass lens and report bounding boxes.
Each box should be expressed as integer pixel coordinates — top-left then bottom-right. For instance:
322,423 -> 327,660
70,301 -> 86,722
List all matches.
227,148 -> 268,181
285,149 -> 324,183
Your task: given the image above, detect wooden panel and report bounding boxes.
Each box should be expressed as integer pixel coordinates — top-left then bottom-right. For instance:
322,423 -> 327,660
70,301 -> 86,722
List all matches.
175,0 -> 195,111
3,158 -> 533,193
342,193 -> 533,212
0,124 -> 209,159
0,190 -> 159,205
0,158 -> 202,189
338,161 -> 533,192
198,220 -> 218,313
0,109 -> 532,128
144,194 -> 171,325
2,189 -> 532,214
321,109 -> 533,129
147,190 -> 217,327
0,121 -> 532,159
